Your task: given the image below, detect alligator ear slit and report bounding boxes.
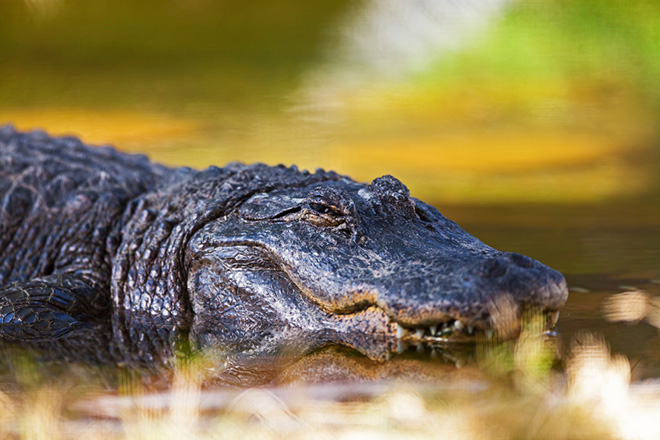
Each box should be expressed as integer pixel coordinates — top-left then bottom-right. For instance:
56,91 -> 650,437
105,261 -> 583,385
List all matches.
414,204 -> 433,223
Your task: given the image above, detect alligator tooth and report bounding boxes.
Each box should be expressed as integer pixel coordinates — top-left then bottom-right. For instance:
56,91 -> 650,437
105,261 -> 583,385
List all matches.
396,323 -> 409,339
430,325 -> 437,335
549,311 -> 560,326
485,329 -> 493,340
416,328 -> 424,339
416,342 -> 424,353
397,340 -> 409,354
467,325 -> 474,335
454,320 -> 465,331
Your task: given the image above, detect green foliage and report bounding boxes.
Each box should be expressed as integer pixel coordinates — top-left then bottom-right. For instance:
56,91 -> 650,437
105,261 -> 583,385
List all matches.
417,0 -> 660,105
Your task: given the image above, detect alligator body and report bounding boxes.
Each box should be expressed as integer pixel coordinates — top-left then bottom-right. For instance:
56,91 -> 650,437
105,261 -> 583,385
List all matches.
0,126 -> 568,363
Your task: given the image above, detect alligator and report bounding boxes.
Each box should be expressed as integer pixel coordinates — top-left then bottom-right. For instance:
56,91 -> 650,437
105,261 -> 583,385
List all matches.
0,125 -> 568,363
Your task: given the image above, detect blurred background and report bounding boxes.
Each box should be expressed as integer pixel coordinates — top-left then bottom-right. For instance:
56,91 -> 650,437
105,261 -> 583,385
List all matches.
1,0 -> 660,375
2,0 -> 659,203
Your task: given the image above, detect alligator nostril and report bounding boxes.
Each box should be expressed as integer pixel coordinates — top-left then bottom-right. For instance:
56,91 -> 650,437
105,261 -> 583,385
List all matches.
507,253 -> 535,268
477,257 -> 507,278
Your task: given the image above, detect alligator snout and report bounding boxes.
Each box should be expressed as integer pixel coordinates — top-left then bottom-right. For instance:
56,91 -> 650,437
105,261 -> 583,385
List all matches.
471,252 -> 568,308
368,250 -> 568,334
475,253 -> 539,278
474,256 -> 509,278
468,252 -> 568,317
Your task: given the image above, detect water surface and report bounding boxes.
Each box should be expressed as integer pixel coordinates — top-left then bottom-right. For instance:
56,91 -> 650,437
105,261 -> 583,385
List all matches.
1,0 -> 660,437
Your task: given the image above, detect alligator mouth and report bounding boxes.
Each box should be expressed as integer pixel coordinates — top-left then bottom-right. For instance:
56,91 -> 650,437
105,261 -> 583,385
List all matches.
331,303 -> 561,360
222,245 -> 566,360
390,310 -> 560,345
277,255 -> 567,354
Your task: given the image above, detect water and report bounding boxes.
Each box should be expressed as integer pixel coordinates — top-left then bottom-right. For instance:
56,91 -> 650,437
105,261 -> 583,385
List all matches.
449,202 -> 660,379
1,0 -> 660,437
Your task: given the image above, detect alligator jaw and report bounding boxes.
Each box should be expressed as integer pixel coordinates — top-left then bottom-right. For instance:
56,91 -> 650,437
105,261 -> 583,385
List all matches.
392,310 -> 560,344
329,304 -> 561,361
396,310 -> 559,344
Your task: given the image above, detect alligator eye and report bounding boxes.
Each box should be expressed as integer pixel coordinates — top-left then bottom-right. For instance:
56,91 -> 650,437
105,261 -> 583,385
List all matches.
302,186 -> 358,230
304,200 -> 346,226
309,201 -> 343,217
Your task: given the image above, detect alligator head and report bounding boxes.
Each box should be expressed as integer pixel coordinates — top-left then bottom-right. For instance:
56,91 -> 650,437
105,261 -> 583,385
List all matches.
185,174 -> 568,361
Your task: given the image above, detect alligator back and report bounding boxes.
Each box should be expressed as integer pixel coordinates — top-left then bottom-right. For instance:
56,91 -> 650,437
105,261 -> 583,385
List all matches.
0,125 -> 168,288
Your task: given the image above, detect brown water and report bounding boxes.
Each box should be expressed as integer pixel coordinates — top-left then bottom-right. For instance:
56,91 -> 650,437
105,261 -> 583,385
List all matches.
1,1 -> 660,437
447,202 -> 660,379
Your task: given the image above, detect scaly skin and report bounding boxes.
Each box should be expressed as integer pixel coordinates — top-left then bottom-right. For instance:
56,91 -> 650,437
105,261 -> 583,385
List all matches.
0,125 -> 568,364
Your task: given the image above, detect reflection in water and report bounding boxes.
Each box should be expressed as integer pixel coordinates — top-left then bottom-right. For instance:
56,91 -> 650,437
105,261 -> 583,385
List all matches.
0,301 -> 568,389
0,330 -> 519,389
0,321 -> 479,387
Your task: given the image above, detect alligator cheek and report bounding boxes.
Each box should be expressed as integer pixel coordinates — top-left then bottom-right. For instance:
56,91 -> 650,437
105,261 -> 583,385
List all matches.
187,258 -> 342,351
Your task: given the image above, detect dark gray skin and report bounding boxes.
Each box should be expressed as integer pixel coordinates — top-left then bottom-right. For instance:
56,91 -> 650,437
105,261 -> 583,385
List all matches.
0,126 -> 567,363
